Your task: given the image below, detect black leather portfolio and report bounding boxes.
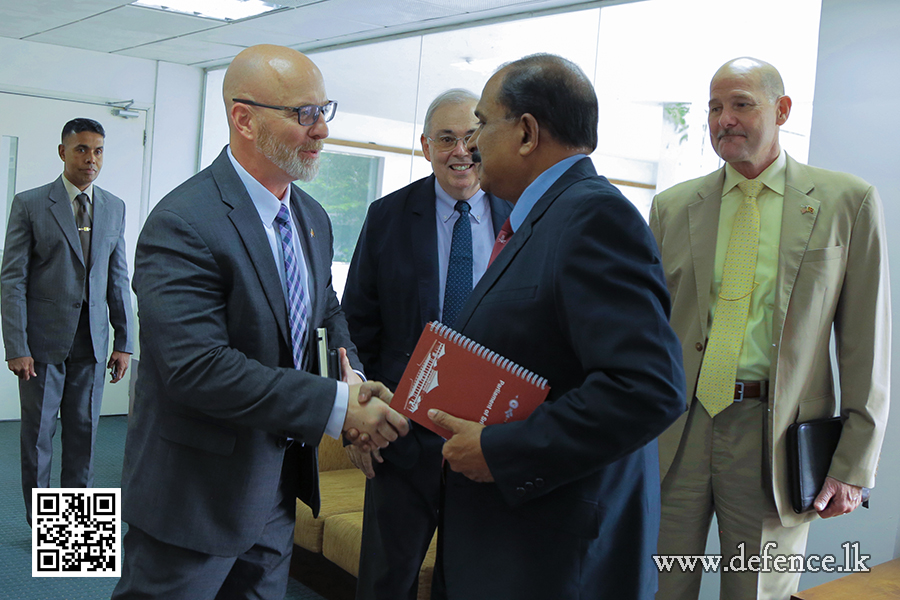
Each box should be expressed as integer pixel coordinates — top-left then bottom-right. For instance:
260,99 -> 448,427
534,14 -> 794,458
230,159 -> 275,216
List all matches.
786,416 -> 843,513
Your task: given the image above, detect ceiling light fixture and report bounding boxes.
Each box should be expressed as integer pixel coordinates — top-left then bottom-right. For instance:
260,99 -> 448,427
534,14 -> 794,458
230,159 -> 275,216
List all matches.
132,0 -> 285,21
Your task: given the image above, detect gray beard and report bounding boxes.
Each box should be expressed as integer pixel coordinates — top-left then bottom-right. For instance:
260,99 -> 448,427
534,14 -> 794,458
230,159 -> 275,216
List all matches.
258,124 -> 320,182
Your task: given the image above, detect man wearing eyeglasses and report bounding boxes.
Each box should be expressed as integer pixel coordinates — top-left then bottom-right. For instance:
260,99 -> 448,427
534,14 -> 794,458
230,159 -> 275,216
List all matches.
113,44 -> 408,600
342,89 -> 512,600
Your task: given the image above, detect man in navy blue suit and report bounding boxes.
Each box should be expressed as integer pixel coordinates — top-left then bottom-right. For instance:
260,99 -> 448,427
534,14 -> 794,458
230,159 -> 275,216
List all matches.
427,54 -> 685,599
342,89 -> 512,600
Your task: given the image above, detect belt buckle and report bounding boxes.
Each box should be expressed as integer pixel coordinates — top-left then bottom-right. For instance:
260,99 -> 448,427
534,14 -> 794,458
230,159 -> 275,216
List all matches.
734,381 -> 745,402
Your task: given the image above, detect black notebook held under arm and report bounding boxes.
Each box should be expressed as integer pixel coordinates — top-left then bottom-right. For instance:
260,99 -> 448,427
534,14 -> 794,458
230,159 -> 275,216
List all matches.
786,416 -> 869,513
786,417 -> 842,513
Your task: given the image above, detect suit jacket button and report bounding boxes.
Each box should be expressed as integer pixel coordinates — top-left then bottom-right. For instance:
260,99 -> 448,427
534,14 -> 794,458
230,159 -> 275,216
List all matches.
524,481 -> 534,492
695,342 -> 703,352
73,302 -> 81,308
534,478 -> 545,488
516,486 -> 526,496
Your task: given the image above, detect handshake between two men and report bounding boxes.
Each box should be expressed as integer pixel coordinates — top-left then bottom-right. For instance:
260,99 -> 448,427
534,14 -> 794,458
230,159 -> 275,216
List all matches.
339,348 -> 410,452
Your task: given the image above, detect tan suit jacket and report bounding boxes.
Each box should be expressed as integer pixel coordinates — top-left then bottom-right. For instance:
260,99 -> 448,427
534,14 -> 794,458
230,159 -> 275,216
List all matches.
650,154 -> 890,527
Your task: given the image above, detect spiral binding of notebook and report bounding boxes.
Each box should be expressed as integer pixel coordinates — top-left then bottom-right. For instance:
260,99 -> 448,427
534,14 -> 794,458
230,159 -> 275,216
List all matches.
430,321 -> 549,390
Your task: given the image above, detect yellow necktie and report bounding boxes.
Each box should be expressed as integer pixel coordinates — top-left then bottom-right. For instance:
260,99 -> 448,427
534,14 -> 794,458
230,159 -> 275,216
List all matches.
696,179 -> 763,417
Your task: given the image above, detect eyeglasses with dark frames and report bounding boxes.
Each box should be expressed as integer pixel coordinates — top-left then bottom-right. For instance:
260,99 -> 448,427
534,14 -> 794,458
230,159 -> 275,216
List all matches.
426,134 -> 475,152
232,98 -> 338,126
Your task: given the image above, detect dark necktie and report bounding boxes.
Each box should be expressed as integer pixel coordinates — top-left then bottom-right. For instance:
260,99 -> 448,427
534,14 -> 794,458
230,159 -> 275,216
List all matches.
488,217 -> 513,266
75,193 -> 92,268
442,201 -> 473,328
274,204 -> 310,369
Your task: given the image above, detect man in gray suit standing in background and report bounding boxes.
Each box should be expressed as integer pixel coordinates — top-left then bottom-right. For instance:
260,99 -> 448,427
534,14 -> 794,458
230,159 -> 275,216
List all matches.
1,117 -> 133,525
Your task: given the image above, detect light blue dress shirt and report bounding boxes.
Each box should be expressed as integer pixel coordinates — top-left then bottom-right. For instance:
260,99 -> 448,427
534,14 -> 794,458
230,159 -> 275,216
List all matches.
509,154 -> 588,232
227,147 -> 348,439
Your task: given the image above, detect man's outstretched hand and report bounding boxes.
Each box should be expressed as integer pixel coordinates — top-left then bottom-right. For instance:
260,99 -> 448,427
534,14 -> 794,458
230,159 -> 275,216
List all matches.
344,381 -> 409,452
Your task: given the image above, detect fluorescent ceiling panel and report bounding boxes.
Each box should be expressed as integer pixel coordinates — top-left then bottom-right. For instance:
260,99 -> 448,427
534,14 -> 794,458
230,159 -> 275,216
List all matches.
116,36 -> 244,63
132,0 -> 285,21
26,5 -> 219,52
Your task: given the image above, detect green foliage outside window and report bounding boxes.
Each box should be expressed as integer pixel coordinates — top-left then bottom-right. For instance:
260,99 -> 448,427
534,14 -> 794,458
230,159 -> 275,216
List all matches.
663,102 -> 690,145
300,150 -> 382,263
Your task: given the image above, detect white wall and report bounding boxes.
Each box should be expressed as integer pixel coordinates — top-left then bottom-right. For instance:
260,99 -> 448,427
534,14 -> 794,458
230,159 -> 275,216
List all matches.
0,38 -> 203,417
799,0 -> 900,587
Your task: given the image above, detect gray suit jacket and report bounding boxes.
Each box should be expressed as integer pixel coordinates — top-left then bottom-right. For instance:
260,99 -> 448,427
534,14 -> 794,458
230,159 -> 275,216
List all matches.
650,154 -> 891,526
1,175 -> 133,364
121,148 -> 361,556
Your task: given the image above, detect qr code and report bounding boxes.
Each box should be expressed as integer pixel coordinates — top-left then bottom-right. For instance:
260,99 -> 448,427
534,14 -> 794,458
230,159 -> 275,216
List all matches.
32,488 -> 121,577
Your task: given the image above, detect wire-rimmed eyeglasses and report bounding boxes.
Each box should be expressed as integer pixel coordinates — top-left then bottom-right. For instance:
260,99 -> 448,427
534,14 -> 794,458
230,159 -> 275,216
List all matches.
232,98 -> 338,126
427,134 -> 475,152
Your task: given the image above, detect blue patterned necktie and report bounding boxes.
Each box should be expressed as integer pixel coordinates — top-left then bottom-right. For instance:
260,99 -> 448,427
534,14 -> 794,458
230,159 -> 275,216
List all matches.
442,200 -> 473,328
274,203 -> 309,369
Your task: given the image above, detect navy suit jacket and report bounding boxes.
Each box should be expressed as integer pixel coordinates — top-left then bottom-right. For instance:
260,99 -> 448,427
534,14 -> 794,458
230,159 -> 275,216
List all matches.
342,175 -> 511,468
121,148 -> 360,556
438,158 -> 685,599
343,175 -> 511,390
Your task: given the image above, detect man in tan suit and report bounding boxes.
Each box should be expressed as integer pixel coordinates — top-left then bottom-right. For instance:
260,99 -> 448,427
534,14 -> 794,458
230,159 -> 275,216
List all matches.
650,57 -> 890,599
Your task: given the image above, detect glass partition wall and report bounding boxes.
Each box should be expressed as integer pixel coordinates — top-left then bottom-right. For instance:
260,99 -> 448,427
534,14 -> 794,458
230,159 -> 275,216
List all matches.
200,0 -> 822,296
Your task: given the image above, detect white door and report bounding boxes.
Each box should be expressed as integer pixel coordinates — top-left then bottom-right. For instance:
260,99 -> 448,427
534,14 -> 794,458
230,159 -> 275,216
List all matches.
0,92 -> 146,419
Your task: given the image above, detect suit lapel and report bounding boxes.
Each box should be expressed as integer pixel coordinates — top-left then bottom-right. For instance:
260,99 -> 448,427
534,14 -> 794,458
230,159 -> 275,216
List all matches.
488,193 -> 511,235
48,177 -> 85,266
772,156 -> 819,339
409,177 -> 440,325
89,187 -> 113,271
688,169 -> 725,340
454,158 -> 591,332
289,187 -> 321,325
213,152 -> 291,346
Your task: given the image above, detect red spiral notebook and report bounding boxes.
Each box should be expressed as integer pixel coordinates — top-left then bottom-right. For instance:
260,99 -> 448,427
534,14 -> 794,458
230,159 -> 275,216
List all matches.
393,322 -> 551,439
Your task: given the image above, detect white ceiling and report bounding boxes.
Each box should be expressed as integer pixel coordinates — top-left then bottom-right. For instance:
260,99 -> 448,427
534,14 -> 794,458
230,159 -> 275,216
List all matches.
0,0 -> 606,69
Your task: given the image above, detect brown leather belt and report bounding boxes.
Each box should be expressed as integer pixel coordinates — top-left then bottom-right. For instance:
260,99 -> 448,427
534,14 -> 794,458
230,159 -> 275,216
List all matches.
734,380 -> 767,401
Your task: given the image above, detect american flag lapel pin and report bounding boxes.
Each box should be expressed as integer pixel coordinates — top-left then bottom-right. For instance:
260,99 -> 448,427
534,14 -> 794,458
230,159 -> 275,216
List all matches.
801,205 -> 815,214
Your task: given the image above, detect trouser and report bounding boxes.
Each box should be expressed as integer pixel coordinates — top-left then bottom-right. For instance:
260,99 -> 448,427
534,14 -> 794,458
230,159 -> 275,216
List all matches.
113,484 -> 296,600
20,309 -> 103,524
356,423 -> 443,600
657,397 -> 810,600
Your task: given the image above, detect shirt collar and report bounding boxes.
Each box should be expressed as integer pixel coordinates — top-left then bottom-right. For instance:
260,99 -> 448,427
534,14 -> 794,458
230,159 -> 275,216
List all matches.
62,175 -> 93,203
723,149 -> 787,197
227,145 -> 290,226
434,178 -> 487,224
509,154 -> 587,232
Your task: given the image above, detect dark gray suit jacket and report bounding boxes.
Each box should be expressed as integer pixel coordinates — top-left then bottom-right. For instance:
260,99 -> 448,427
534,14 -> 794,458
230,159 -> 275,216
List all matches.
1,175 -> 133,364
121,148 -> 360,556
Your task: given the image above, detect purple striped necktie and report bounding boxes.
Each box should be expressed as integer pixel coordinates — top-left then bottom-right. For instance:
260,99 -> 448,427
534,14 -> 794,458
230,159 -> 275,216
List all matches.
274,203 -> 309,369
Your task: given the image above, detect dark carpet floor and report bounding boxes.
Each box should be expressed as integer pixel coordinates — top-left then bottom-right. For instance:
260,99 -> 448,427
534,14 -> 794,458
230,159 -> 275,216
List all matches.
0,415 -> 340,600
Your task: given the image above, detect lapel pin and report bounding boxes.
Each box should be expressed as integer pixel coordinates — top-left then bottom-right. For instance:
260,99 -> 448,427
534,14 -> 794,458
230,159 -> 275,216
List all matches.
309,227 -> 315,237
801,205 -> 815,214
